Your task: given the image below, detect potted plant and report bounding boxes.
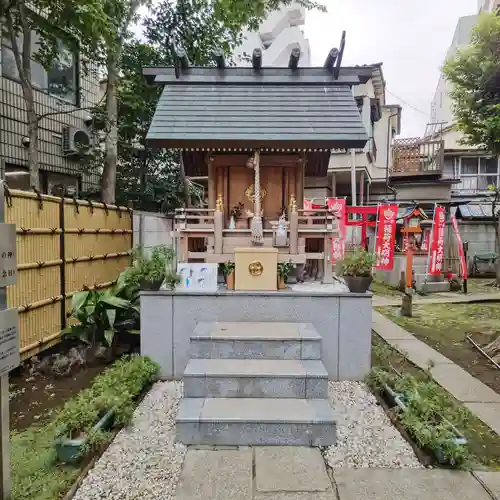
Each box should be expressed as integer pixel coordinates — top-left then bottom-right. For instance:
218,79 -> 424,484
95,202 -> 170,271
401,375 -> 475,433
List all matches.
339,247 -> 375,293
230,202 -> 246,229
220,261 -> 235,289
277,261 -> 295,289
124,245 -> 176,291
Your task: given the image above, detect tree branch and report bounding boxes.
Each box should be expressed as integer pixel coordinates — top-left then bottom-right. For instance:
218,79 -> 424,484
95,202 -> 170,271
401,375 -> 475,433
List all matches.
5,10 -> 30,86
37,90 -> 107,122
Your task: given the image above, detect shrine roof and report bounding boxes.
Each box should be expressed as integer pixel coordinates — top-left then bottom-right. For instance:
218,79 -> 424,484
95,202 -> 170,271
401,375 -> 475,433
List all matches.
145,69 -> 369,149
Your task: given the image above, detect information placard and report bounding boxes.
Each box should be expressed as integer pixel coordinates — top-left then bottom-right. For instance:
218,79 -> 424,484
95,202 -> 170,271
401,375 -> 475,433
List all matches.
0,309 -> 19,378
0,225 -> 16,287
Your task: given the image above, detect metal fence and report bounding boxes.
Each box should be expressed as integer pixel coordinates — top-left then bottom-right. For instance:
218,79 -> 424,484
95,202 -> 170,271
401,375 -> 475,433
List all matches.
4,188 -> 132,359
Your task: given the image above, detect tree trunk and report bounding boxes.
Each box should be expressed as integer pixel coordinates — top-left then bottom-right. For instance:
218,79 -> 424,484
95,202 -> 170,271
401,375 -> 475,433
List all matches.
495,217 -> 500,285
101,53 -> 118,204
24,86 -> 40,190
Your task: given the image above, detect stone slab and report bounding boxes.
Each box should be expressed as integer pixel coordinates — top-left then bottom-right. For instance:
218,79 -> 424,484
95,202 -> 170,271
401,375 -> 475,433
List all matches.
174,449 -> 252,500
254,492 -> 336,500
429,363 -> 500,404
474,471 -> 500,500
464,402 -> 500,435
192,322 -> 321,340
334,469 -> 492,500
371,311 -> 416,341
185,375 -> 307,399
255,447 -> 331,492
338,296 -> 372,379
184,359 -> 327,377
388,338 -> 454,368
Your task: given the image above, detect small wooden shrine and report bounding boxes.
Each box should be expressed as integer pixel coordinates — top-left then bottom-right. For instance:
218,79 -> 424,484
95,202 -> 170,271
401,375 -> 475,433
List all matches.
144,39 -> 370,283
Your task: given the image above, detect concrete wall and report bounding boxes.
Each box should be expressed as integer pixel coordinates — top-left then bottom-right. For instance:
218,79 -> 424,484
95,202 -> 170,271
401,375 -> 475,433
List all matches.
133,211 -> 174,252
140,290 -> 372,381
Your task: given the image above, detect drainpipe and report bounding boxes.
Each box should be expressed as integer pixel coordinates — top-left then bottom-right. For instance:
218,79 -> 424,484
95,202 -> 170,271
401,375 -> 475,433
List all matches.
386,111 -> 399,200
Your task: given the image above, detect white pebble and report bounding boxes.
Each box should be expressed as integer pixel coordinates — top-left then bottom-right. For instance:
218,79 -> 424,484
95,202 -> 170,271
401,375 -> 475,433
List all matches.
72,381 -> 186,500
324,381 -> 422,468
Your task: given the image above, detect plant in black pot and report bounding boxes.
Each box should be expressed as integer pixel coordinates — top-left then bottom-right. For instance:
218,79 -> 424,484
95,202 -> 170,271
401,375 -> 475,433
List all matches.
339,247 -> 375,293
220,261 -> 235,289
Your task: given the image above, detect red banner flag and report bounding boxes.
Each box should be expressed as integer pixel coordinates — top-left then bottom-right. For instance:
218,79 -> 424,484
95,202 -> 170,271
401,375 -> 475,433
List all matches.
375,204 -> 398,270
428,206 -> 446,275
303,199 -> 313,210
327,198 -> 346,240
451,215 -> 467,279
331,238 -> 344,264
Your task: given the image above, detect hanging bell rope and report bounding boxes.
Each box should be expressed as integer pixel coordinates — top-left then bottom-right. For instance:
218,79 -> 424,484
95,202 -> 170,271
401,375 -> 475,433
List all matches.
251,149 -> 264,245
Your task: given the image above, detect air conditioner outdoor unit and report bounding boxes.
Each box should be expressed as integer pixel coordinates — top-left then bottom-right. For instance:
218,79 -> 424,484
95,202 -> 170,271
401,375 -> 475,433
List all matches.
62,127 -> 92,157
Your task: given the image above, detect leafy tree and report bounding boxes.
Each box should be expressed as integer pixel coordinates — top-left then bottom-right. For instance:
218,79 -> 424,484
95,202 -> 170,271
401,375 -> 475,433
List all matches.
444,12 -> 500,155
1,0 -> 112,189
444,12 -> 500,286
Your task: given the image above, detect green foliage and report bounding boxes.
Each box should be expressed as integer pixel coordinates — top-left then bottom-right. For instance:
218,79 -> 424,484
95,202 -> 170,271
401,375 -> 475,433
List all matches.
122,245 -> 176,289
63,286 -> 139,348
277,261 -> 295,282
12,424 -> 79,500
52,355 -> 158,445
220,261 -> 235,278
444,12 -> 500,155
368,365 -> 472,468
339,248 -> 375,277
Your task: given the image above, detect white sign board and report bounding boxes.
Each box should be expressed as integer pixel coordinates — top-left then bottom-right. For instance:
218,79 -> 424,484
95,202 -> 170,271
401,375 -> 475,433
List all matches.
0,225 -> 16,287
0,309 -> 19,377
176,263 -> 218,292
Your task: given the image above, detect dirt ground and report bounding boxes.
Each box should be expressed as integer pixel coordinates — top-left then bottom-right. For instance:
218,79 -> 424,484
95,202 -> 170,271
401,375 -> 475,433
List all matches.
9,364 -> 108,431
377,302 -> 500,396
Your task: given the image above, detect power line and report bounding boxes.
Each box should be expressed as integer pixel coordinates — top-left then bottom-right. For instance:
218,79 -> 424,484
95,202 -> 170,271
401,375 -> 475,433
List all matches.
386,88 -> 429,116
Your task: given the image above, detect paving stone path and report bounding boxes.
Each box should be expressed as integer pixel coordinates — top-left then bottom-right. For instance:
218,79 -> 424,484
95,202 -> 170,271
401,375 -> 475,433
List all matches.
174,446 -> 500,500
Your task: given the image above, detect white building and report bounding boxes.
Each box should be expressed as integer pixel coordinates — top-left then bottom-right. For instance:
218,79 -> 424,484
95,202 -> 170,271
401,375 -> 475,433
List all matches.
430,14 -> 478,127
233,2 -> 311,67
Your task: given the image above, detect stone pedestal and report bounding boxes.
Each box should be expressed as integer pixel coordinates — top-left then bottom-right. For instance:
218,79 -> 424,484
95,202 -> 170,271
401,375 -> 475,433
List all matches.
234,247 -> 278,291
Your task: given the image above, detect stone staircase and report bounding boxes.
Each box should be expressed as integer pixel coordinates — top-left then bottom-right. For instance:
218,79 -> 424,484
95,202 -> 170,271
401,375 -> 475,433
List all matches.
176,322 -> 337,446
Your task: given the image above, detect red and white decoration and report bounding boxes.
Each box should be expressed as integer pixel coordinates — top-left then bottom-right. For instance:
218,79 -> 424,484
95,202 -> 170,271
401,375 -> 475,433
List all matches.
375,205 -> 398,270
303,199 -> 313,210
451,215 -> 467,279
327,198 -> 346,264
428,206 -> 446,275
421,229 -> 431,252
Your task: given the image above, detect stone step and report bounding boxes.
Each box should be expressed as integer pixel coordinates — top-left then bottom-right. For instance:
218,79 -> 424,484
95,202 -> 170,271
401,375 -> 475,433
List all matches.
176,397 -> 336,446
189,321 -> 321,360
184,358 -> 328,398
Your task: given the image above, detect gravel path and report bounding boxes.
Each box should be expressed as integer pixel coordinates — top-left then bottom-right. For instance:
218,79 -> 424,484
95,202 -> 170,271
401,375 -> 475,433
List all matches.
73,381 -> 186,500
324,381 -> 422,468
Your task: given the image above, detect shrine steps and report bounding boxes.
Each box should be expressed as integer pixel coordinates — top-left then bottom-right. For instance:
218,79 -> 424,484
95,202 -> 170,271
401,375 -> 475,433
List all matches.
176,322 -> 337,446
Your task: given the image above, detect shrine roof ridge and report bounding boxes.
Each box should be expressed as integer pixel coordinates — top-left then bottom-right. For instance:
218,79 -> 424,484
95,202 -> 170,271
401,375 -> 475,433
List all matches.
142,65 -> 377,86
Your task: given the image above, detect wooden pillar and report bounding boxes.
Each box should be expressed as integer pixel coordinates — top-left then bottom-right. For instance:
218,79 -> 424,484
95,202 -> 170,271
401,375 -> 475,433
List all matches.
214,211 -> 223,255
289,211 -> 298,254
323,233 -> 333,284
207,156 -> 216,209
297,157 -> 305,208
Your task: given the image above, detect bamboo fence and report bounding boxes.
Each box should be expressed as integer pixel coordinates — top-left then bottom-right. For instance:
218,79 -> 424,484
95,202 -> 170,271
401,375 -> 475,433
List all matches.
4,188 -> 132,359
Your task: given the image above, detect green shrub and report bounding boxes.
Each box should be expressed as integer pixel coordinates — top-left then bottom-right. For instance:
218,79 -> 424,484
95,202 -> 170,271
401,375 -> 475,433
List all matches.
52,355 -> 159,445
339,247 -> 375,277
123,245 -> 176,288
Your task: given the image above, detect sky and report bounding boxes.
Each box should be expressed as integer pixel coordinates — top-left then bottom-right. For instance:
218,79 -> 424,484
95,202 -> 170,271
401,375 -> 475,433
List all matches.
303,0 -> 477,137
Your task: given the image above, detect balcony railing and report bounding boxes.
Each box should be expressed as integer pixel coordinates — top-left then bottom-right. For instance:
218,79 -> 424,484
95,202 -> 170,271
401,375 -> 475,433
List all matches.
391,137 -> 444,176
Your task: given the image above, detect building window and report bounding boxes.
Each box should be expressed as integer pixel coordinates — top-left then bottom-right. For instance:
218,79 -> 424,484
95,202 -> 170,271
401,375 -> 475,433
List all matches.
2,31 -> 78,104
4,164 -> 31,191
457,157 -> 499,193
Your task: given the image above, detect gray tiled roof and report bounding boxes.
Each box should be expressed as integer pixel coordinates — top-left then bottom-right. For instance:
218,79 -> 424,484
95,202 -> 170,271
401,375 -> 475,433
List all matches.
146,84 -> 368,149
